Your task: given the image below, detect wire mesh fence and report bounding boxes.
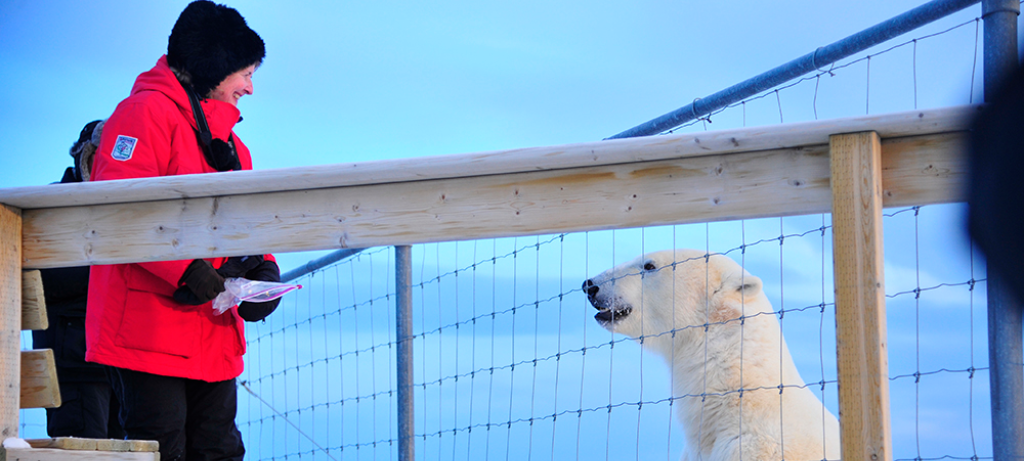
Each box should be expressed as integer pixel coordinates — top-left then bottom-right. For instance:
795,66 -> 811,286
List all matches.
230,12 -> 997,459
231,203 -> 985,461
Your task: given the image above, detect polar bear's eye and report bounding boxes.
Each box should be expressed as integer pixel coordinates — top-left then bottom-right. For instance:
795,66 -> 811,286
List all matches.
643,262 -> 657,271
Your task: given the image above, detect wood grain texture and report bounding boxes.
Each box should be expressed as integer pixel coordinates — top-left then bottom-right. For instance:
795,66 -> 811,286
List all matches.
18,128 -> 967,269
0,106 -> 977,210
19,349 -> 60,409
20,271 -> 46,331
1,205 -> 21,438
0,447 -> 159,461
25,439 -> 158,452
830,132 -> 893,461
880,131 -> 967,207
21,144 -> 831,268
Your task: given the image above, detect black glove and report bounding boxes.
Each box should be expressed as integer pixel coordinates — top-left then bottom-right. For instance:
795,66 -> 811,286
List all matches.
237,260 -> 282,322
207,137 -> 241,172
173,259 -> 226,305
216,255 -> 264,279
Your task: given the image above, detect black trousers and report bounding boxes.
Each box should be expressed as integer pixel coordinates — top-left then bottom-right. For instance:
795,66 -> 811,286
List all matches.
46,380 -> 124,439
107,367 -> 244,461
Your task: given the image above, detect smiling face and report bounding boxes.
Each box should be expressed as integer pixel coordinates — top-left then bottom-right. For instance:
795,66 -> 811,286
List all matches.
208,64 -> 256,106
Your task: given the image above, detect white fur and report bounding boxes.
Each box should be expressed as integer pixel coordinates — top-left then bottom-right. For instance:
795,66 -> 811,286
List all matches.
585,249 -> 841,461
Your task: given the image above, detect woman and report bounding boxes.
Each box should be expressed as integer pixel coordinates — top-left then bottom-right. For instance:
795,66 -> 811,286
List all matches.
86,2 -> 279,460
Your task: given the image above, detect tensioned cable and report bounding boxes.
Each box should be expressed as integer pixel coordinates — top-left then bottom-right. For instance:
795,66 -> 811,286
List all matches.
866,55 -> 872,114
970,19 -> 980,104
453,242 -> 462,460
739,221 -> 747,461
306,268 -> 317,456
418,245 -> 429,449
819,214 -> 830,459
605,230 -> 617,461
699,224 -> 711,459
436,243 -> 444,460
506,237 -> 519,461
529,236 -> 541,461
968,239 -> 979,459
467,240 -> 479,459
336,263 -> 347,454
778,217 -> 787,457
321,268 -> 331,459
666,227 -> 679,461
239,380 -> 340,461
551,234 -> 565,461
386,249 -> 396,459
636,226 -> 647,460
353,252 -> 364,455
487,239 -> 497,460
915,206 -> 923,461
371,248 -> 381,460
575,232 -> 590,461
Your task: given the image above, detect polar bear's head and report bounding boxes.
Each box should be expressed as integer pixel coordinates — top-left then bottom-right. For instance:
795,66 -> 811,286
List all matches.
583,249 -> 843,461
583,249 -> 764,340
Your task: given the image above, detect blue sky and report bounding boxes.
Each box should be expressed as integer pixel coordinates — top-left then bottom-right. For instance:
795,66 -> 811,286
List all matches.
0,0 -> 995,186
4,1 -> 1018,459
0,0 -> 999,272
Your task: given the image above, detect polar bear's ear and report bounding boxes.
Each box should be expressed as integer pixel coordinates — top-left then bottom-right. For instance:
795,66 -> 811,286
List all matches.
722,267 -> 762,296
710,267 -> 764,323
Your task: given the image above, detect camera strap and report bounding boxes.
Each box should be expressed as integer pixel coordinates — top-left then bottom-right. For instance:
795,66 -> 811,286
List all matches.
183,83 -> 241,172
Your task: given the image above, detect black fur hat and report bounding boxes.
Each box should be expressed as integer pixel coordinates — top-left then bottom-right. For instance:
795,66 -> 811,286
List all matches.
167,0 -> 265,98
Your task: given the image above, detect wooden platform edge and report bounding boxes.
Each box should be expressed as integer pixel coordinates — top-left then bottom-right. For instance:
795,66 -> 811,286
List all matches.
25,438 -> 158,453
20,271 -> 46,331
19,350 -> 60,409
1,446 -> 159,461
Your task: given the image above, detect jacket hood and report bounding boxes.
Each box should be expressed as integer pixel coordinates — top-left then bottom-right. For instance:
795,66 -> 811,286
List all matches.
130,55 -> 241,141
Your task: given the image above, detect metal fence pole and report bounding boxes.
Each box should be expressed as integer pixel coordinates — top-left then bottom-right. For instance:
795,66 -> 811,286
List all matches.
983,2 -> 1023,459
280,248 -> 366,282
987,273 -> 1024,460
396,245 -> 415,461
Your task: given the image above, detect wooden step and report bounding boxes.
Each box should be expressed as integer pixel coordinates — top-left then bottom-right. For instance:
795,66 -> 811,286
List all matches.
19,350 -> 59,409
25,437 -> 158,452
1,446 -> 159,460
1,438 -> 160,461
20,270 -> 46,331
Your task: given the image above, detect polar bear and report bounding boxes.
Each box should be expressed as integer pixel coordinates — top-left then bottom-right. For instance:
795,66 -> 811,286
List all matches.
583,249 -> 841,461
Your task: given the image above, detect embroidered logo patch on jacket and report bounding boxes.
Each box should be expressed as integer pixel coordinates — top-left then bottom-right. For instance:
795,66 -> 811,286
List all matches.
111,135 -> 138,161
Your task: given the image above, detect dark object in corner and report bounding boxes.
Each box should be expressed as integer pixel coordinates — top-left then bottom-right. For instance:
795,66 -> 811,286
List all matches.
967,63 -> 1024,302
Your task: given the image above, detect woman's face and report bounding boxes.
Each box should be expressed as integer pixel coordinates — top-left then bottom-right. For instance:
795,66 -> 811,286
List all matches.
208,64 -> 256,106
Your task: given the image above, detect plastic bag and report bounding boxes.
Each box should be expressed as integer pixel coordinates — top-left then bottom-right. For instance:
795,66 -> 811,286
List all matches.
212,277 -> 302,315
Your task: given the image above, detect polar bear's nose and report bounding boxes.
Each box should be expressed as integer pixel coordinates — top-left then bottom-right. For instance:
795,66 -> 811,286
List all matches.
583,279 -> 599,298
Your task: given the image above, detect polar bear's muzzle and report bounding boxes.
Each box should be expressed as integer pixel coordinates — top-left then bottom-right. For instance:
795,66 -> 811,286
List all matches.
583,278 -> 633,326
593,305 -> 632,325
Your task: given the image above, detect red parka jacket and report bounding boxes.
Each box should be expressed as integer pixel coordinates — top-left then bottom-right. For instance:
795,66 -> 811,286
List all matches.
86,56 -> 271,382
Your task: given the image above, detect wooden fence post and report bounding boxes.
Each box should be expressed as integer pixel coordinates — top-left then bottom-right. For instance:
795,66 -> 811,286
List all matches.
1,204 -> 22,439
830,131 -> 893,461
